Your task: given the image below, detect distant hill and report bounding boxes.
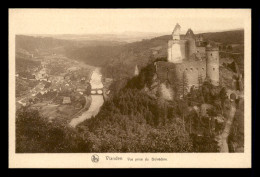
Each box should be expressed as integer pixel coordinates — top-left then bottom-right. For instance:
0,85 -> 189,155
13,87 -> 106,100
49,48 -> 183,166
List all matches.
15,35 -> 127,54
145,29 -> 244,44
199,29 -> 244,44
16,29 -> 244,79
28,31 -> 165,43
16,35 -> 74,53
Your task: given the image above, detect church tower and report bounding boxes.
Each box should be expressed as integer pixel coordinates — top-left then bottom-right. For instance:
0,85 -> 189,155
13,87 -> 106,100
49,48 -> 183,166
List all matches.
167,23 -> 183,63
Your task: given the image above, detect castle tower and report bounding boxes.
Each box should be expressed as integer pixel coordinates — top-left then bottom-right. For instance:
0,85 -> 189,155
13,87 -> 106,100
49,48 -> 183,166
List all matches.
167,23 -> 183,63
185,28 -> 196,57
206,44 -> 219,86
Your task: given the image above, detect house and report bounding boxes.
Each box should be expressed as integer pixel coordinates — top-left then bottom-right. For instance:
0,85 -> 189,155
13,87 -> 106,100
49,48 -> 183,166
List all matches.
40,91 -> 47,95
76,88 -> 85,92
81,77 -> 86,81
62,97 -> 71,104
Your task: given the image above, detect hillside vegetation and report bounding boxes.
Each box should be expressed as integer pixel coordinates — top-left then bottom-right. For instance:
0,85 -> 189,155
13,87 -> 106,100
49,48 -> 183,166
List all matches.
16,35 -> 74,53
200,30 -> 244,44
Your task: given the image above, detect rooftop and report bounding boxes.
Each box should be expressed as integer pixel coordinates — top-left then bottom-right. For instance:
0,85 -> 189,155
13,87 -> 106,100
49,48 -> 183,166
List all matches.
185,28 -> 196,39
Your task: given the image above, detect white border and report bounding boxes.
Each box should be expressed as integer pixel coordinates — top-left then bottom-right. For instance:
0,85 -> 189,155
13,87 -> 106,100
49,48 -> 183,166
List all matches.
8,8 -> 251,168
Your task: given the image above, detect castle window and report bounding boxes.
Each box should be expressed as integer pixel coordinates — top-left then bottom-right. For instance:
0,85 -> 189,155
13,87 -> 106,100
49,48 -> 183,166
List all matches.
190,68 -> 193,71
186,68 -> 188,71
211,53 -> 213,56
202,68 -> 204,70
213,68 -> 215,71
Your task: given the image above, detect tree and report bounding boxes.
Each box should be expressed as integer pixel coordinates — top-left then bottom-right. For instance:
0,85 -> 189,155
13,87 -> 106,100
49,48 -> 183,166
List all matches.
85,82 -> 92,96
219,87 -> 228,106
177,100 -> 189,131
198,74 -> 203,88
176,72 -> 189,99
16,107 -> 90,153
227,45 -> 233,52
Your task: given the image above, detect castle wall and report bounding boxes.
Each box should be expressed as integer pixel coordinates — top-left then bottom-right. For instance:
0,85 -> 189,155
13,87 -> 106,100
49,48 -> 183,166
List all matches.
155,61 -> 174,82
167,68 -> 176,85
167,40 -> 173,62
196,47 -> 206,55
155,61 -> 207,92
206,49 -> 220,86
168,40 -> 183,63
174,61 -> 206,91
180,40 -> 187,60
187,39 -> 196,57
195,47 -> 206,60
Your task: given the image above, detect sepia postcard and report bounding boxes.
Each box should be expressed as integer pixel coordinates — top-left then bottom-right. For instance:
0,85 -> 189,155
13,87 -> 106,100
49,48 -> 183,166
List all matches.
9,8 -> 251,168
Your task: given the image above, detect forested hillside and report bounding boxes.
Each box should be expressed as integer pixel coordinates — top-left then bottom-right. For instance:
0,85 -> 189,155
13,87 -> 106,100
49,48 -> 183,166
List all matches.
200,30 -> 244,44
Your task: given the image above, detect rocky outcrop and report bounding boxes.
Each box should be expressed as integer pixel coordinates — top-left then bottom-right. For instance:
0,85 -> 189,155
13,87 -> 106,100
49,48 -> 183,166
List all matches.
159,82 -> 174,101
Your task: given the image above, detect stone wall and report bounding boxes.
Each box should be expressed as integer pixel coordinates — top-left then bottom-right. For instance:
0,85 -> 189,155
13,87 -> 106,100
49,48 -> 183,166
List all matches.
206,49 -> 219,86
187,39 -> 196,57
197,47 -> 206,53
174,61 -> 206,90
155,60 -> 207,91
155,61 -> 175,83
195,47 -> 206,60
168,40 -> 183,63
180,40 -> 188,60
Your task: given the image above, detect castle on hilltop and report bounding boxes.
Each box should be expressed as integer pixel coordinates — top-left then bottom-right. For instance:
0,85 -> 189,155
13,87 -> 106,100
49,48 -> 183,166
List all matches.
155,23 -> 220,95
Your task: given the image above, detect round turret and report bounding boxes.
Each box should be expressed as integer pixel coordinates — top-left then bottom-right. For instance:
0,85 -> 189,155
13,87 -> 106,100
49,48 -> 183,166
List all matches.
187,38 -> 196,57
185,29 -> 196,57
206,44 -> 219,86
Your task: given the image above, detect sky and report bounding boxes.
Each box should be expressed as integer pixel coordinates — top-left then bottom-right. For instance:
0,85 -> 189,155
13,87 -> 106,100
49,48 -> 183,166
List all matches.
9,9 -> 249,35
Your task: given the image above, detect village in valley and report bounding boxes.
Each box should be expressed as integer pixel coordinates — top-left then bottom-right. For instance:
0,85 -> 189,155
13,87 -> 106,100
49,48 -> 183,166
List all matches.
15,51 -> 113,124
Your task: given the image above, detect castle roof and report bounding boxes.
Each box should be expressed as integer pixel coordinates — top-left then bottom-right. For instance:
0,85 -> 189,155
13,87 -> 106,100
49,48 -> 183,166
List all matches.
185,28 -> 195,39
173,23 -> 181,31
172,23 -> 181,35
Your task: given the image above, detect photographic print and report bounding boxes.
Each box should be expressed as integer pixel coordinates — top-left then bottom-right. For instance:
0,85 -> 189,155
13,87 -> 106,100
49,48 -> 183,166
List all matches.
9,8 -> 251,168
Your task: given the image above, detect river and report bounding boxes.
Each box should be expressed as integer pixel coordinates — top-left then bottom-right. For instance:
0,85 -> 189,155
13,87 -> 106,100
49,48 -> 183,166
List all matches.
69,68 -> 104,128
